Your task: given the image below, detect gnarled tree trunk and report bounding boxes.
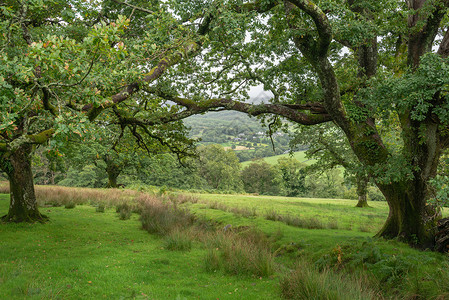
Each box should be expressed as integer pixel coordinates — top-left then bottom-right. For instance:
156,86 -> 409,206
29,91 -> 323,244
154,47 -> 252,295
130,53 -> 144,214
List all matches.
355,175 -> 369,208
105,161 -> 121,189
1,144 -> 47,223
376,185 -> 437,248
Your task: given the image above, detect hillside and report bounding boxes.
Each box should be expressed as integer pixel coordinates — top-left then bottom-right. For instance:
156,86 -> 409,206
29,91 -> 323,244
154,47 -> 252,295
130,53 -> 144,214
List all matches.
184,111 -> 307,162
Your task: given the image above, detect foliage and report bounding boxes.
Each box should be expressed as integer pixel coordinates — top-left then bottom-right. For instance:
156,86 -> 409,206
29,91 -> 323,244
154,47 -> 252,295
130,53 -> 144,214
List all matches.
241,160 -> 282,195
276,157 -> 307,197
196,144 -> 243,192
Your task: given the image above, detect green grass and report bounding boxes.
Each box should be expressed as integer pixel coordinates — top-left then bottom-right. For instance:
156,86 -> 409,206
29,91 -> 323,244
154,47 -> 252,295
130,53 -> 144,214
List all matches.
1,188 -> 449,299
194,194 -> 389,233
240,151 -> 315,167
0,194 -> 279,299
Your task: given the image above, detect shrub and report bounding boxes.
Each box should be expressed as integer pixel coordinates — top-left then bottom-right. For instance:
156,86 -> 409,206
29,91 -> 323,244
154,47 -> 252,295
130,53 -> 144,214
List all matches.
342,187 -> 358,200
368,186 -> 385,201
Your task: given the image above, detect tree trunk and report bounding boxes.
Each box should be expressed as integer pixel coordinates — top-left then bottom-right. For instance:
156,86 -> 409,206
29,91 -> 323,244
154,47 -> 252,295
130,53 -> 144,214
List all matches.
355,175 -> 369,208
106,163 -> 121,188
376,181 -> 438,249
1,145 -> 47,223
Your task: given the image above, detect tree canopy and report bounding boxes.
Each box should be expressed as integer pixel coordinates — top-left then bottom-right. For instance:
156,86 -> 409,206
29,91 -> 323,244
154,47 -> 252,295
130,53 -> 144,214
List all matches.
3,0 -> 449,248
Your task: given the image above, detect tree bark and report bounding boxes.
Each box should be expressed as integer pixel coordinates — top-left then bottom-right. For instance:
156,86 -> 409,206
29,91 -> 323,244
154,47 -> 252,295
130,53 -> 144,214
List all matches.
355,175 -> 369,208
376,178 -> 438,248
105,162 -> 121,188
1,145 -> 47,223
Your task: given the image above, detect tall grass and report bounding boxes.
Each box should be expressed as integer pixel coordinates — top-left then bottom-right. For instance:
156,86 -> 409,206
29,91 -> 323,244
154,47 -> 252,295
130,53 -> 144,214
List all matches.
0,181 -> 8,194
27,185 -> 140,207
139,194 -> 196,236
280,261 -> 378,300
204,229 -> 275,277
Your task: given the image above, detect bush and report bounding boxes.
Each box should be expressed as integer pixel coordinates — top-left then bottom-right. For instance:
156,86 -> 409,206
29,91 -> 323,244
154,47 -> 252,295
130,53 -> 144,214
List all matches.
342,187 -> 358,200
368,186 -> 385,201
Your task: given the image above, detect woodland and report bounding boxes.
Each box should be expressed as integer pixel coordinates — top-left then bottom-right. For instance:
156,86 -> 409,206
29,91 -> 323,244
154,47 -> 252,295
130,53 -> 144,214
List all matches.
2,0 -> 449,254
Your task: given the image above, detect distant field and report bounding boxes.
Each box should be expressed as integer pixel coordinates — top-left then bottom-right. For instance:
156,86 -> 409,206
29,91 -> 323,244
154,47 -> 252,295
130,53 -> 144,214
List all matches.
240,151 -> 316,167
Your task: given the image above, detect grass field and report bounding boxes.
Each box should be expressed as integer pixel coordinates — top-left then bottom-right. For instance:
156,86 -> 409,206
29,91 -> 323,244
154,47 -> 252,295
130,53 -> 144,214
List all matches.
240,151 -> 315,167
0,194 -> 279,299
1,187 -> 449,299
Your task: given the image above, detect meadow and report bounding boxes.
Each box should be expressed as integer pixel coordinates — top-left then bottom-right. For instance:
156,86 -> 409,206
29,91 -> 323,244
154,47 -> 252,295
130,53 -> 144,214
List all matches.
240,151 -> 315,168
1,183 -> 449,299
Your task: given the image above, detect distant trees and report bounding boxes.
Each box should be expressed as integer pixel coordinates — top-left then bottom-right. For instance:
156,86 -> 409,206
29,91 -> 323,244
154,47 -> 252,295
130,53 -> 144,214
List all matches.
291,123 -> 371,207
196,145 -> 243,192
241,161 -> 281,195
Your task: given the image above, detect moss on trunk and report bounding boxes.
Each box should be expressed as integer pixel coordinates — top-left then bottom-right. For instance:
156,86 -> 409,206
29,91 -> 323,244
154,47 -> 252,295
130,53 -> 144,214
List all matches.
1,144 -> 47,223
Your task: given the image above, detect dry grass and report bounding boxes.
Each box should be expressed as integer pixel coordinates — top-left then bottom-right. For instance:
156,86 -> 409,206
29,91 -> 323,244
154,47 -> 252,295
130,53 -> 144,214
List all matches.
0,181 -> 8,194
139,194 -> 196,236
28,185 -> 140,208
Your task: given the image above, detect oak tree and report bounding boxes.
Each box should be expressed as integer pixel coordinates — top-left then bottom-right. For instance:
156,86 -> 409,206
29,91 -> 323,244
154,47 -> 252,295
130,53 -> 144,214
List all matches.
161,0 -> 449,248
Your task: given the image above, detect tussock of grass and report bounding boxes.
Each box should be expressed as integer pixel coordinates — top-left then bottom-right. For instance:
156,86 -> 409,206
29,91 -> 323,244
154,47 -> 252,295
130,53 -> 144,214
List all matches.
139,194 -> 195,236
163,229 -> 192,251
206,201 -> 257,218
95,205 -> 105,213
280,261 -> 377,300
29,185 -> 140,207
204,229 -> 274,277
265,209 -> 282,221
116,202 -> 133,220
163,192 -> 199,204
64,201 -> 76,209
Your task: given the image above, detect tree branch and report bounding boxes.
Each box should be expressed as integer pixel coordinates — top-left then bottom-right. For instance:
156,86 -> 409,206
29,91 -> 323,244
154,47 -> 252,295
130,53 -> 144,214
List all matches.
288,0 -> 332,57
168,96 -> 332,125
110,0 -> 155,14
84,40 -> 201,121
438,27 -> 449,58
